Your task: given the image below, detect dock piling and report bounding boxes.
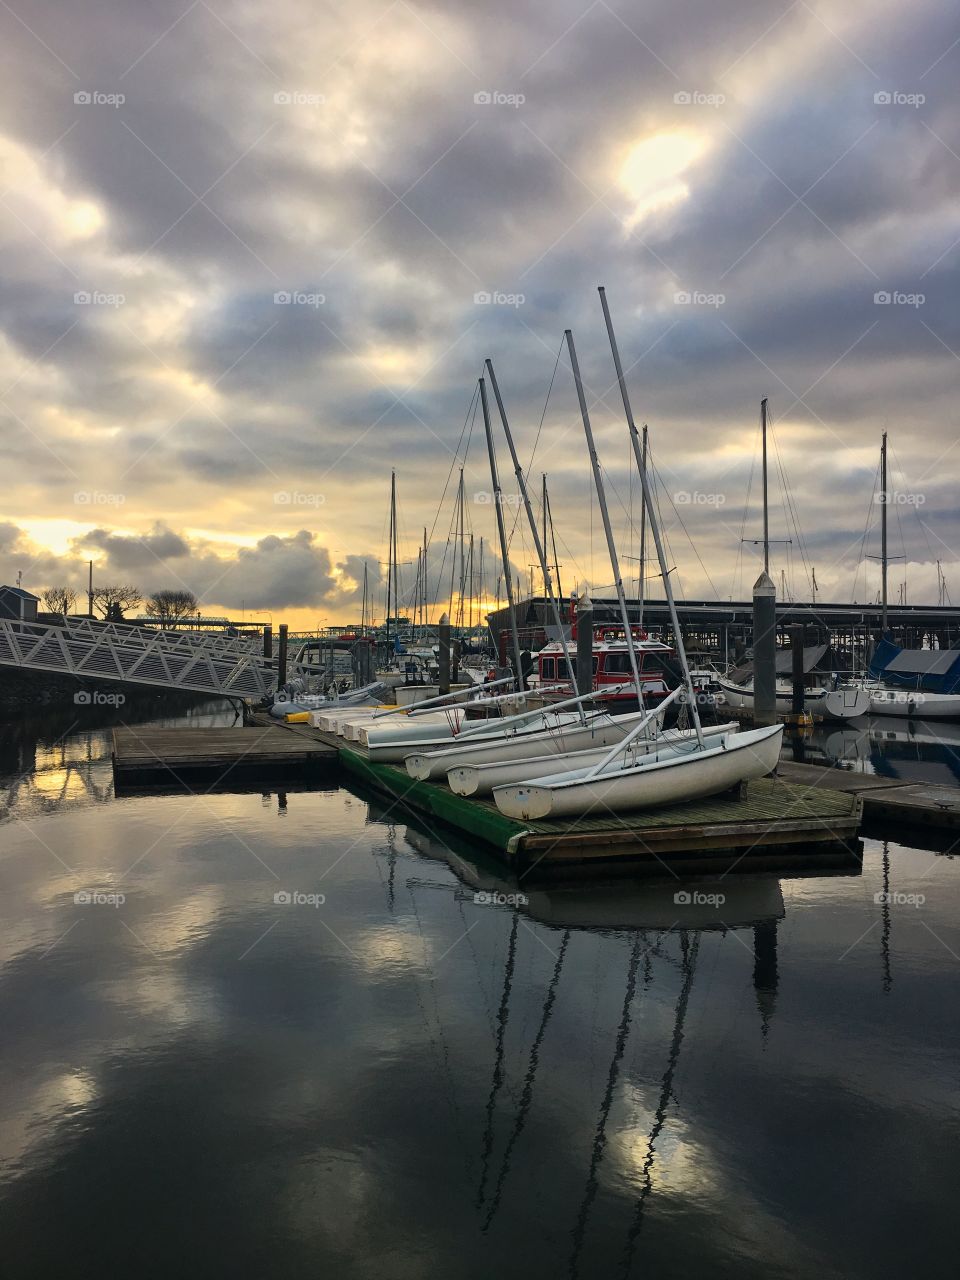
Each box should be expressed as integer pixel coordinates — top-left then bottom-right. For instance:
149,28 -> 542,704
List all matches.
576,594 -> 593,697
790,623 -> 805,717
753,571 -> 777,727
278,623 -> 288,687
439,613 -> 451,694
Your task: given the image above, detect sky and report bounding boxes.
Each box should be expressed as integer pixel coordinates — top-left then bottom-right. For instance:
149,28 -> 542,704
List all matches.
0,0 -> 958,628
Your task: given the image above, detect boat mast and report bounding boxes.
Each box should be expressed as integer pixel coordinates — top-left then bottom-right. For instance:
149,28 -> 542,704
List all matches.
564,328 -> 645,711
544,474 -> 564,602
761,398 -> 770,575
485,358 -> 585,723
463,468 -> 471,632
361,560 -> 368,635
881,430 -> 888,634
638,424 -> 648,623
480,376 -> 525,689
386,470 -> 396,644
597,287 -> 704,745
468,532 -> 475,634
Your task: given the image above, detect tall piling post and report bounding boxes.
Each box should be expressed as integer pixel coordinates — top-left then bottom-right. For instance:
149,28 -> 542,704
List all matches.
439,612 -> 451,695
753,571 -> 777,727
263,625 -> 273,660
278,623 -> 288,688
576,593 -> 594,698
790,623 -> 805,718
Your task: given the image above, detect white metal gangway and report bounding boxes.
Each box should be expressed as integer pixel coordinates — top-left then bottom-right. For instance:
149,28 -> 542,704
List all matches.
0,616 -> 278,699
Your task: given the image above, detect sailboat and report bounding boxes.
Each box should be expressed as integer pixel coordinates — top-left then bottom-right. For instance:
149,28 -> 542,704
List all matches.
714,400 -> 869,722
490,291 -> 782,820
446,718 -> 734,795
403,700 -> 669,779
862,433 -> 960,719
359,364 -> 645,766
492,721 -> 782,820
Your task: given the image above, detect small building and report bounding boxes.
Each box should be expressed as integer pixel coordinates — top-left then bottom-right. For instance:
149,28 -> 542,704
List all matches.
0,585 -> 39,622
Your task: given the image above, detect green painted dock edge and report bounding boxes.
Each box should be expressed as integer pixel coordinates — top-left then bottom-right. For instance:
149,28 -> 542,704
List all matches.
338,747 -> 529,853
337,747 -> 862,862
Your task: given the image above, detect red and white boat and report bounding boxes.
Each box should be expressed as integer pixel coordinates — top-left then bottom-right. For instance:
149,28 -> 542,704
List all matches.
532,620 -> 682,710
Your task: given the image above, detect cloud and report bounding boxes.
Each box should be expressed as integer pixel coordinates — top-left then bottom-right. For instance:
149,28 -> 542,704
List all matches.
0,0 -> 958,622
75,523 -> 190,570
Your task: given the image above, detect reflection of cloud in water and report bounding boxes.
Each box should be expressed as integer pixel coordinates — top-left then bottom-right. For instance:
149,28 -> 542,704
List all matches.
0,1069 -> 97,1173
352,926 -> 425,974
282,1152 -> 372,1247
612,1100 -> 717,1199
107,971 -> 220,1029
136,887 -> 227,957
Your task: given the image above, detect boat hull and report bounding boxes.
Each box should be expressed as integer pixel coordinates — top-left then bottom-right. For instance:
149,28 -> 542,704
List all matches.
821,687 -> 871,720
404,710 -> 655,780
365,710 -> 589,763
492,725 -> 784,820
715,677 -> 827,715
868,689 -> 960,719
446,722 -> 734,795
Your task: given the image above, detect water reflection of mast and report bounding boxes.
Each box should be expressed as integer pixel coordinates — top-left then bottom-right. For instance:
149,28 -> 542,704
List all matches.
620,933 -> 700,1276
568,936 -> 644,1279
482,929 -> 570,1228
476,912 -> 520,1210
880,839 -> 892,993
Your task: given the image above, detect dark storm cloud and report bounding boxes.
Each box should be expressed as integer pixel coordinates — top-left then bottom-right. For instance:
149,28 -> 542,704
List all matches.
75,523 -> 190,568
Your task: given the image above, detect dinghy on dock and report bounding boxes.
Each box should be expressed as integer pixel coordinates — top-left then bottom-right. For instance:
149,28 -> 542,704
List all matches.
492,723 -> 784,820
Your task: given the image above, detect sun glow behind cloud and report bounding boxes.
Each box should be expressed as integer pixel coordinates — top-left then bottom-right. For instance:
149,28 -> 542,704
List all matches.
618,131 -> 706,229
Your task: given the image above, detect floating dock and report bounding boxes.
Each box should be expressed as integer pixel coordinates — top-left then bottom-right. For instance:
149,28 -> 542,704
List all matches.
113,709 -> 960,869
777,761 -> 960,832
112,724 -> 337,788
336,746 -> 862,876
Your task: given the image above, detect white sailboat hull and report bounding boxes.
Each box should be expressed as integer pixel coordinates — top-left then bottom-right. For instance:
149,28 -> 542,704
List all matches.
447,721 -> 735,795
868,689 -> 960,719
716,678 -> 867,721
716,677 -> 826,715
403,709 -> 661,780
820,687 -> 871,720
492,725 -> 784,820
356,709 -> 471,745
365,710 -> 589,763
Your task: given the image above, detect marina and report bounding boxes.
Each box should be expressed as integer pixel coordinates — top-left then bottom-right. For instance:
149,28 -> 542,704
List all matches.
3,1 -> 960,1270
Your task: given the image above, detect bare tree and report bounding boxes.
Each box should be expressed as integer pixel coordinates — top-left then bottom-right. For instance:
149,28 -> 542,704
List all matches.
93,584 -> 142,620
147,589 -> 199,623
41,586 -> 78,615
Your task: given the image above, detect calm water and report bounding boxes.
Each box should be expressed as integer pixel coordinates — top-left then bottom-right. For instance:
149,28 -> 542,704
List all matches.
1,703 -> 959,1279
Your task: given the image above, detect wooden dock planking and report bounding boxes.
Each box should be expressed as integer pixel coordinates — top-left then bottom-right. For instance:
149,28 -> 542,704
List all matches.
778,761 -> 960,830
112,725 -> 337,785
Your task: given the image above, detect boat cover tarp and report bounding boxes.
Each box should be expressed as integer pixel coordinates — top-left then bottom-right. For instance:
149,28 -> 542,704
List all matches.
868,637 -> 960,692
728,643 -> 828,685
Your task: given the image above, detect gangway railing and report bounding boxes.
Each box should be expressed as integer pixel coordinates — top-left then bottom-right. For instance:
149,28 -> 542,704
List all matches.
0,617 -> 277,699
